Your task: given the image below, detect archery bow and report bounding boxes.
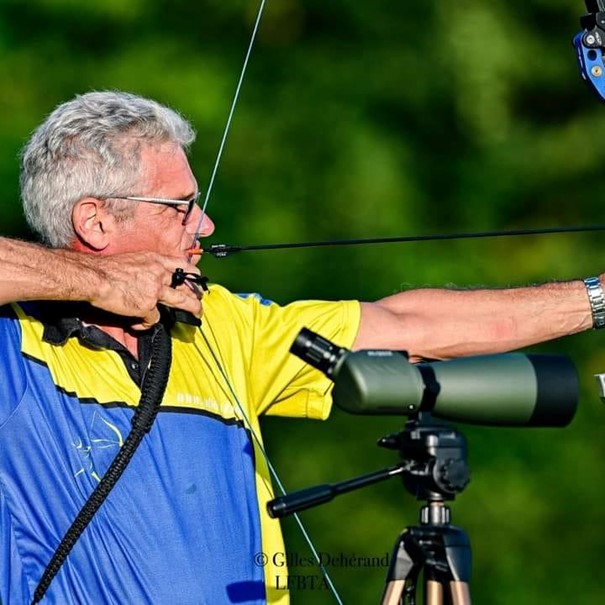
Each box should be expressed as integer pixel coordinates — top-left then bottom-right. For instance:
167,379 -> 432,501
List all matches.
176,3 -> 605,604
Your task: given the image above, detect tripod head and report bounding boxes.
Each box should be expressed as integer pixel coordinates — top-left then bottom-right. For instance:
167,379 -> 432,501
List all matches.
379,413 -> 469,504
267,412 -> 469,518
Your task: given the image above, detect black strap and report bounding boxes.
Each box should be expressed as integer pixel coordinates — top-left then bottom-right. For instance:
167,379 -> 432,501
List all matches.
32,323 -> 173,603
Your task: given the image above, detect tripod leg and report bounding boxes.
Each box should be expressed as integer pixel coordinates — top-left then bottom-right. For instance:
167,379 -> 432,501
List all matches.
425,580 -> 444,605
448,581 -> 471,605
381,580 -> 405,605
443,526 -> 472,605
380,530 -> 422,605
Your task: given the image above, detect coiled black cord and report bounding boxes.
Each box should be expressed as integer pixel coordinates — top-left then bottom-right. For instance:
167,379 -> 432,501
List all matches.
32,323 -> 172,604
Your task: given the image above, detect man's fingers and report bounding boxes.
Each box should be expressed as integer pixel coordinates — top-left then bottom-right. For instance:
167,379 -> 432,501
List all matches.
130,307 -> 162,331
130,287 -> 203,331
159,285 -> 202,316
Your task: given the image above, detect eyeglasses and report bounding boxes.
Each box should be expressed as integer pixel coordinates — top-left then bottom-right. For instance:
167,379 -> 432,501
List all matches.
105,192 -> 201,226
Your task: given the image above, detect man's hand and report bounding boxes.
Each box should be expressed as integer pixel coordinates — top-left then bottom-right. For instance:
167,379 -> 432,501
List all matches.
82,252 -> 204,329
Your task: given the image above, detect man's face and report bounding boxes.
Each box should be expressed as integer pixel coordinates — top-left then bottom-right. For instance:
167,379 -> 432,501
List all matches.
110,142 -> 214,261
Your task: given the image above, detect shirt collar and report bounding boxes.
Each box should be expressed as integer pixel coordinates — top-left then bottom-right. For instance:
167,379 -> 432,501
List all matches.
20,301 -> 191,349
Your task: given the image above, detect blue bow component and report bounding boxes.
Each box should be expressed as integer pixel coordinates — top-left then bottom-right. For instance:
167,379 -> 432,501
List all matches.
574,0 -> 605,100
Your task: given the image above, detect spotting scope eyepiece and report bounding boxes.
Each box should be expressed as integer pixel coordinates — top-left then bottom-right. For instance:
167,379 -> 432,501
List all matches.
291,328 -> 579,427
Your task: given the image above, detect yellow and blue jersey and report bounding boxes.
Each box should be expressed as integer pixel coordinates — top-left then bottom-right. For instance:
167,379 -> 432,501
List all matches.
0,284 -> 360,604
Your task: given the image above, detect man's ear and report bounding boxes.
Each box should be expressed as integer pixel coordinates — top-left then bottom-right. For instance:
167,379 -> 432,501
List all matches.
72,198 -> 115,251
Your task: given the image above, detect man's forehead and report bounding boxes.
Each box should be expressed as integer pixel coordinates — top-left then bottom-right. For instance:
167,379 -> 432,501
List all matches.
138,142 -> 196,193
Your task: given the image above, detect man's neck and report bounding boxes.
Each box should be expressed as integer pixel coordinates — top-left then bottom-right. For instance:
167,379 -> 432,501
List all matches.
94,324 -> 139,358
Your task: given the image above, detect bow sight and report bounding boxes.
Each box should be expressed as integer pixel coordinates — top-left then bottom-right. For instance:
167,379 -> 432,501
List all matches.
574,0 -> 605,100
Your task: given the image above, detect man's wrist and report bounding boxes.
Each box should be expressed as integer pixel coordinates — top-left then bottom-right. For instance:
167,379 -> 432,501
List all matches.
52,248 -> 102,303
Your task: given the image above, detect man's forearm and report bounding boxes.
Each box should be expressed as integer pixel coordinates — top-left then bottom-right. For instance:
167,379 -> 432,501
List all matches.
0,237 -> 101,305
356,280 -> 594,360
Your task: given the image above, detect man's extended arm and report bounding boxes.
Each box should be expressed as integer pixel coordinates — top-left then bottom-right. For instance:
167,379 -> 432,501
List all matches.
0,237 -> 202,328
355,280 -> 593,360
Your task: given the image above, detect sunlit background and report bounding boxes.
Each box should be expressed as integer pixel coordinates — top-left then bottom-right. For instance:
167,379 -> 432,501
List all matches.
2,0 -> 605,602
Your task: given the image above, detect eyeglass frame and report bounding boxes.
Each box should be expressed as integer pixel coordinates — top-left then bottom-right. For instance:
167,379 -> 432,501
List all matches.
101,192 -> 201,226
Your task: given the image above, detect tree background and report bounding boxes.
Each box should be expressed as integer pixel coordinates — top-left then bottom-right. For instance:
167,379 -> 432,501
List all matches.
1,0 -> 605,602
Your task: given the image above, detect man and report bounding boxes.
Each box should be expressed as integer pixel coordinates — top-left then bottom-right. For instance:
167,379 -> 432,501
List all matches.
0,91 -> 599,604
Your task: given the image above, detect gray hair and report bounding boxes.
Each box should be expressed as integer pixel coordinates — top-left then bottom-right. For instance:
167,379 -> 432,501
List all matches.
20,91 -> 196,247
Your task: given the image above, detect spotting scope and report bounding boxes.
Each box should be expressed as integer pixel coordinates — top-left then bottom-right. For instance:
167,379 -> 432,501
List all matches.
290,329 -> 579,427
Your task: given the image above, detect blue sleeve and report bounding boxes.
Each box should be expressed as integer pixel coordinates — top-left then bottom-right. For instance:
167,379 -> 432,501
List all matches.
0,306 -> 27,427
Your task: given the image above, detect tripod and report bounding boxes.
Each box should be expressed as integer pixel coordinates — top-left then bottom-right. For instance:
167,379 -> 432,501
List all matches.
267,413 -> 473,605
376,414 -> 472,604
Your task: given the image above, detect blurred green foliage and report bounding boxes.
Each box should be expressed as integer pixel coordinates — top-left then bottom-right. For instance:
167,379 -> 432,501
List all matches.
2,0 -> 605,603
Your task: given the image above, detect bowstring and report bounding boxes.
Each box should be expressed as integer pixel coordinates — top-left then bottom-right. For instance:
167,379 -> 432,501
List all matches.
188,0 -> 267,258
190,3 -> 344,603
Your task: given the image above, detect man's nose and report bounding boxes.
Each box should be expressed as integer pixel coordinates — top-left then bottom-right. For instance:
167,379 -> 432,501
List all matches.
199,213 -> 215,236
187,206 -> 215,236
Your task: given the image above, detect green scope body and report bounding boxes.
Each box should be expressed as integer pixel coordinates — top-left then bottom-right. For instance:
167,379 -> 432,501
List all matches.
291,328 -> 579,427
